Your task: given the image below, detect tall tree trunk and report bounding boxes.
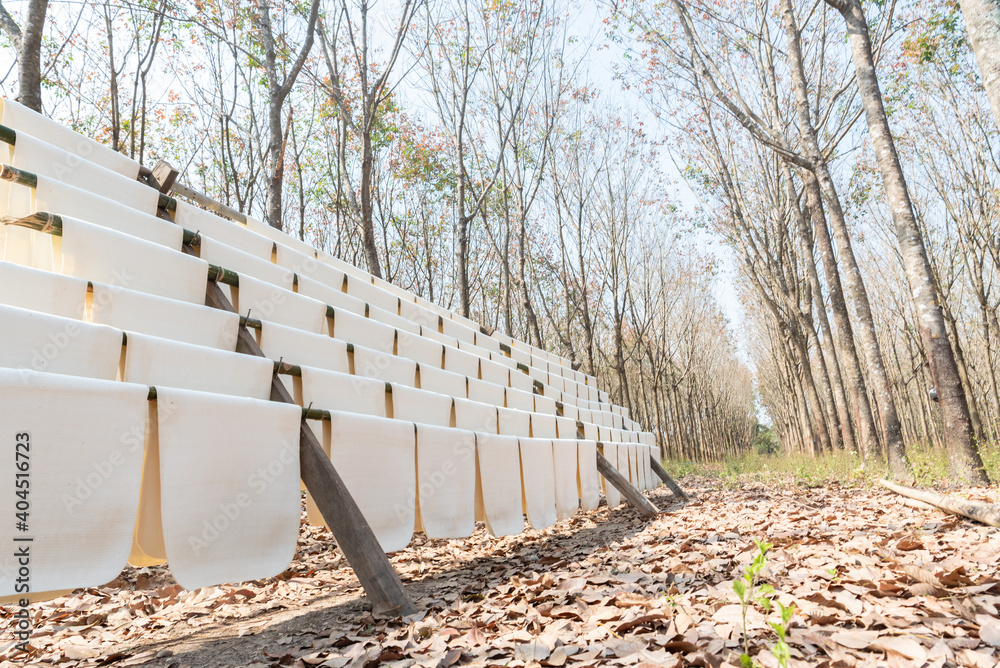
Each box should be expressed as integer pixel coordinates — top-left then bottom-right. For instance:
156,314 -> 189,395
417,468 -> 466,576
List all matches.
939,291 -> 985,443
264,105 -> 286,230
959,0 -> 1000,131
802,317 -> 840,451
104,5 -> 120,151
255,0 -> 319,230
360,122 -> 382,277
803,175 -> 878,457
832,0 -> 989,485
578,216 -> 596,375
782,0 -> 911,479
518,207 -> 542,347
292,122 -> 306,241
501,174 -> 513,335
613,301 -> 631,415
781,160 -> 856,452
456,198 -> 471,317
0,0 -> 47,112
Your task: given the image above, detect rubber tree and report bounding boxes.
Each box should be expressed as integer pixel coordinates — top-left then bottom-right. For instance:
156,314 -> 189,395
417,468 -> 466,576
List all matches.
0,0 -> 48,112
645,0 -> 909,476
959,0 -> 1000,131
825,0 -> 990,485
316,0 -> 423,279
255,0 -> 320,231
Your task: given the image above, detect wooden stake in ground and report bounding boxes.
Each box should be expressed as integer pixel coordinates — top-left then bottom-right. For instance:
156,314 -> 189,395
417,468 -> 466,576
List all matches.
880,479 -> 1000,527
650,457 -> 690,501
597,451 -> 659,518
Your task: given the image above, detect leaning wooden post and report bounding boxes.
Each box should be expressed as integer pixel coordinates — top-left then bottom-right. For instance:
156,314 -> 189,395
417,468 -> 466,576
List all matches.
143,173 -> 416,611
157,159 -> 249,225
650,457 -> 690,501
200,262 -> 417,615
596,448 -> 659,518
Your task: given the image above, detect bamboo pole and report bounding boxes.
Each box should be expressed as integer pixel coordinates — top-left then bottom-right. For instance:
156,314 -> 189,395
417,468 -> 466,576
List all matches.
0,134 -> 171,211
2,159 -> 174,216
240,315 -> 263,330
0,163 -> 37,188
880,479 -> 999,527
158,193 -> 177,214
3,210 -> 203,248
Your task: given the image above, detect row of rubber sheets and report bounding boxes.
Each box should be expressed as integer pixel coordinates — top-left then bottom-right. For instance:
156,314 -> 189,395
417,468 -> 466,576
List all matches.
0,98 -> 649,600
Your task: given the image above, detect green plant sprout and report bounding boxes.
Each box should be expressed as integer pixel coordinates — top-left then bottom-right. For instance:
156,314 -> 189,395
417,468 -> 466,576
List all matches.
732,539 -> 795,668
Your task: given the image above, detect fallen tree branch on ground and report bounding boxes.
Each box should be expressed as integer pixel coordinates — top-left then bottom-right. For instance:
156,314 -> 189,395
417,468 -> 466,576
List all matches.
880,479 -> 1000,527
895,496 -> 936,512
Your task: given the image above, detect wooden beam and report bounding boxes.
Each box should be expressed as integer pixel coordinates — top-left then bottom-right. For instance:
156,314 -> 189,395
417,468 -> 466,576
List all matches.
170,173 -> 249,224
200,255 -> 417,615
151,159 -> 179,193
650,457 -> 690,501
596,450 -> 659,518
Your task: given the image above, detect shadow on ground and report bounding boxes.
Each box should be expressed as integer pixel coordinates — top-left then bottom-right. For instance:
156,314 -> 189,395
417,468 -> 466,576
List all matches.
114,486 -> 693,667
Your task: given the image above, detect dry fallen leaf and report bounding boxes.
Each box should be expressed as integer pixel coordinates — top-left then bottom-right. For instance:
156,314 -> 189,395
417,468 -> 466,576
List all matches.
5,482 -> 998,668
711,604 -> 767,630
956,648 -> 997,668
513,641 -> 551,662
976,614 -> 1000,648
870,635 -> 928,663
896,537 -> 924,551
831,629 -> 881,649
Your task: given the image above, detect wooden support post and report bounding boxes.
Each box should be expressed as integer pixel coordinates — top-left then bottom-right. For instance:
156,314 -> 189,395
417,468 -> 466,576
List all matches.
596,450 -> 659,518
200,259 -> 417,615
650,457 -> 690,501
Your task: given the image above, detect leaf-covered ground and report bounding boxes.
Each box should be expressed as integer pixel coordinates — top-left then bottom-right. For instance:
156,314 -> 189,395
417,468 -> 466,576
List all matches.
2,477 -> 999,667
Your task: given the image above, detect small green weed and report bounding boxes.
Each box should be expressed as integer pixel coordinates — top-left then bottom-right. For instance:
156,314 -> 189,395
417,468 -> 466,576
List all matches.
663,450 -> 877,487
663,439 -> 1000,488
732,539 -> 794,668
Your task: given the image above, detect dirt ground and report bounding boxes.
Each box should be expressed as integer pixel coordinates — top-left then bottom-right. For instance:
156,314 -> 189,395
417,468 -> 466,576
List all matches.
2,477 -> 999,667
